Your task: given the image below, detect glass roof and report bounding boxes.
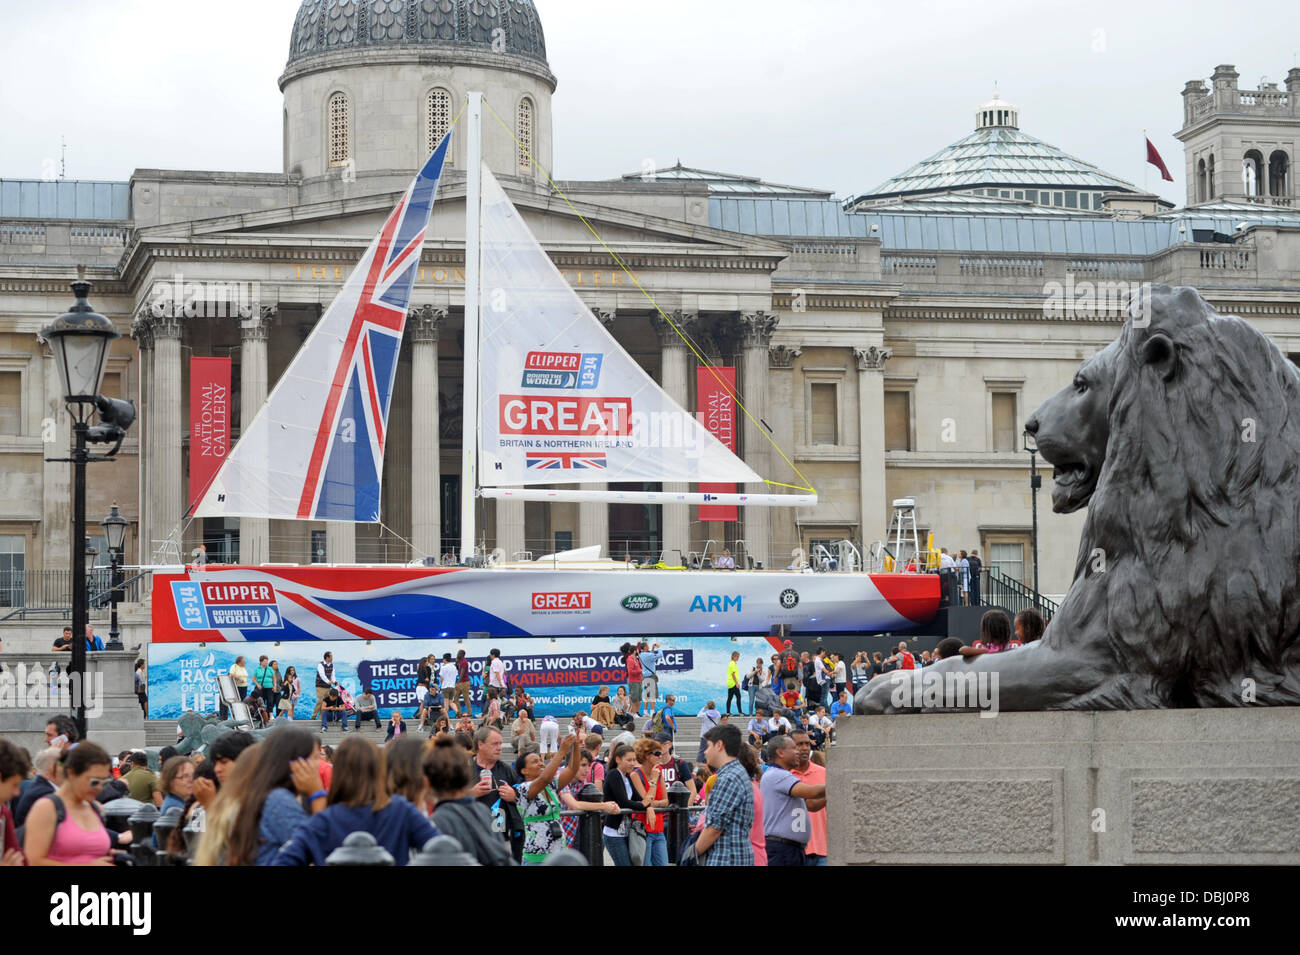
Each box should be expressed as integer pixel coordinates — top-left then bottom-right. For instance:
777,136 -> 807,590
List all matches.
856,192 -> 1097,216
0,179 -> 130,220
709,195 -> 1300,255
617,163 -> 831,196
853,127 -> 1141,203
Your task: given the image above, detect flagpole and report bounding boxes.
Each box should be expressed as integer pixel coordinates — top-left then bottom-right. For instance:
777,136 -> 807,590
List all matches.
460,91 -> 483,565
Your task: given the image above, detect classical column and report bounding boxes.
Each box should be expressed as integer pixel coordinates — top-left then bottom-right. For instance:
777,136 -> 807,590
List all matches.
152,313 -> 184,557
239,305 -> 273,564
326,522 -> 355,563
855,345 -> 892,550
409,305 -> 446,559
130,311 -> 153,566
767,343 -> 801,571
578,308 -> 616,553
496,499 -> 525,559
651,310 -> 697,562
739,311 -> 778,569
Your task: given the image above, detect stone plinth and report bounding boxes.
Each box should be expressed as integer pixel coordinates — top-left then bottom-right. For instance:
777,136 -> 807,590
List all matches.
0,650 -> 146,756
828,709 -> 1300,865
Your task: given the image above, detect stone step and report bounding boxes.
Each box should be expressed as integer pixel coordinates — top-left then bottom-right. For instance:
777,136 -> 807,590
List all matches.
142,712 -> 730,752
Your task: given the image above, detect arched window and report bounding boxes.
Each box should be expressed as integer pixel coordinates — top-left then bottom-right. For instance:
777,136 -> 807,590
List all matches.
426,88 -> 453,163
328,91 -> 350,168
1269,150 -> 1290,199
1197,159 -> 1207,203
1243,149 -> 1263,197
517,97 -> 534,174
1208,154 -> 1216,198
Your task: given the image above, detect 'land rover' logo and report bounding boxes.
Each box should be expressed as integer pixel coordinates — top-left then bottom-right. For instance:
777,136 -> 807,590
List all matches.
779,588 -> 800,610
621,593 -> 659,612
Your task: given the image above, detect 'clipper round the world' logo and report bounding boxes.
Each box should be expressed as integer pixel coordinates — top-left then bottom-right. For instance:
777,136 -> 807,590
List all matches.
779,588 -> 800,610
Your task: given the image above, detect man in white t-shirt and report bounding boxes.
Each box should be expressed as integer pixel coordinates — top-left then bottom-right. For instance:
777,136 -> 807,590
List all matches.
938,548 -> 956,570
438,653 -> 459,712
487,648 -> 507,697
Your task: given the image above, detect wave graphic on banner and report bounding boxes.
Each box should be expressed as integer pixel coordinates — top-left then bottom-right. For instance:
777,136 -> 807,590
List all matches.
476,165 -> 762,487
194,136 -> 451,521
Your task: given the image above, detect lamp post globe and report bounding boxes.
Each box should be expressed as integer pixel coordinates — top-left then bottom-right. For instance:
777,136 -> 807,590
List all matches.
40,281 -> 119,424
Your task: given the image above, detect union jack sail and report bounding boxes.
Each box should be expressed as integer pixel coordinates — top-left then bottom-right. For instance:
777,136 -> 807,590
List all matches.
195,136 -> 451,522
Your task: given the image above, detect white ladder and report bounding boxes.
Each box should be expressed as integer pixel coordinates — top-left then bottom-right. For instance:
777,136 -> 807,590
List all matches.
887,497 -> 921,572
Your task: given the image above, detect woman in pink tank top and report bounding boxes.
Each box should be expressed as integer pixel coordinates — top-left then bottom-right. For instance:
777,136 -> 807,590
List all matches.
24,741 -> 118,866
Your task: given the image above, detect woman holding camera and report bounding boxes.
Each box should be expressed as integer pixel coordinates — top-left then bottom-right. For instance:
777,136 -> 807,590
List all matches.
511,732 -> 585,864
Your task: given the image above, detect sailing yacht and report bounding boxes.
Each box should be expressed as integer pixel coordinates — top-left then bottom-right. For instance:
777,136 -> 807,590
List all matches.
152,94 -> 938,644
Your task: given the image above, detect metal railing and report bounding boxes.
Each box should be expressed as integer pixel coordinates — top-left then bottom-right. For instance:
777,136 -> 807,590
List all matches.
980,566 -> 1058,621
0,568 -> 142,618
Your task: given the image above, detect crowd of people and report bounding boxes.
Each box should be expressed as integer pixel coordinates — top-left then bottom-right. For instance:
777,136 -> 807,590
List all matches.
1,690 -> 838,866
2,605 -> 1052,867
720,606 -> 1048,719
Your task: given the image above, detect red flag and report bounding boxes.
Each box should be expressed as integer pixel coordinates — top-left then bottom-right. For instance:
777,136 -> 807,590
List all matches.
696,366 -> 738,521
1146,138 -> 1173,182
189,357 -> 231,510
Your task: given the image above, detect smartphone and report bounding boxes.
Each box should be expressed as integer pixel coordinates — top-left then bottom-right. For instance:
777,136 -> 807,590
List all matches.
51,734 -> 69,748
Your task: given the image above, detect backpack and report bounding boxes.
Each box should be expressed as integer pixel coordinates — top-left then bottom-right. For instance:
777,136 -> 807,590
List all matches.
648,710 -> 666,735
432,801 -> 515,866
779,651 -> 800,679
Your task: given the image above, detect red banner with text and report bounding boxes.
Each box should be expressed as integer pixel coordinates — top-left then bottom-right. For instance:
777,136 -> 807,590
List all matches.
697,366 -> 737,521
188,357 -> 231,510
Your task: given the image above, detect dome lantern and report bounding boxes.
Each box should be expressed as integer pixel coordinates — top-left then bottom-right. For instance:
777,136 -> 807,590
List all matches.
975,91 -> 1019,130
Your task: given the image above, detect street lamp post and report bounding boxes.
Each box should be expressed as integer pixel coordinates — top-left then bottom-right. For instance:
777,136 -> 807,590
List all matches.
1023,429 -> 1041,610
40,279 -> 130,740
102,503 -> 128,651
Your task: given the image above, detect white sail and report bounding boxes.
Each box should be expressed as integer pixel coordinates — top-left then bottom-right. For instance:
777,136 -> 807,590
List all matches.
194,140 -> 451,522
476,165 -> 762,487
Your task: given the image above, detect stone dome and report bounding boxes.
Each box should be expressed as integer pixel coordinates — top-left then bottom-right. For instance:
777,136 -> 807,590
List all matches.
287,0 -> 548,70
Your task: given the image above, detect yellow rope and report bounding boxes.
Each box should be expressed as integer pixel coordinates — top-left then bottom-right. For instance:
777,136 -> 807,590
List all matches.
480,98 -> 816,496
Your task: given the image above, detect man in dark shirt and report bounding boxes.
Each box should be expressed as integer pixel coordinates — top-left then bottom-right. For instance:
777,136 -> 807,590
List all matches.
471,726 -> 523,863
967,550 -> 983,606
52,627 -> 73,652
319,687 -> 350,731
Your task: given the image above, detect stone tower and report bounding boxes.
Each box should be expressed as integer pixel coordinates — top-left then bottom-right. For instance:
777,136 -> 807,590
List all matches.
280,0 -> 556,188
1175,64 -> 1300,207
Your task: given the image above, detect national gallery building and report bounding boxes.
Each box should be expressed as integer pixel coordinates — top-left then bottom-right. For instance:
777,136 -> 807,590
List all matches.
2,0 -> 1299,600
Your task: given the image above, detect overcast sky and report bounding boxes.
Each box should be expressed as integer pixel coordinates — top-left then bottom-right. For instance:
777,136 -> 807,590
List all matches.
3,0 -> 1298,207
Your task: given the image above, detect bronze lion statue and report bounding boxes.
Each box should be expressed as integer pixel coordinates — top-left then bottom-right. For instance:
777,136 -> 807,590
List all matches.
858,285 -> 1300,712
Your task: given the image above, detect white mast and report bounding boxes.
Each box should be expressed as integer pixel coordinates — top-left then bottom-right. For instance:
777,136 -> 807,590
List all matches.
459,92 -> 483,563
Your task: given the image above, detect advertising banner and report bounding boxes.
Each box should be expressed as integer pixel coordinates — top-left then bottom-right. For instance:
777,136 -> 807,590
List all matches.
188,357 -> 231,510
149,565 -> 940,642
145,635 -> 780,721
696,366 -> 737,521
